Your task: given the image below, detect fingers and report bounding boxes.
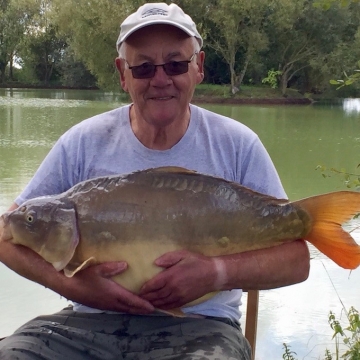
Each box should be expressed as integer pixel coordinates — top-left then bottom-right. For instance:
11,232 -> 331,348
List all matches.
72,261 -> 156,314
139,274 -> 166,294
140,282 -> 170,301
140,251 -> 219,309
154,250 -> 188,267
116,290 -> 155,313
148,295 -> 181,309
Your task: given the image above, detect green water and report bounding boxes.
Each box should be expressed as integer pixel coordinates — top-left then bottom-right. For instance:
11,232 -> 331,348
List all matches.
204,102 -> 360,199
0,88 -> 359,359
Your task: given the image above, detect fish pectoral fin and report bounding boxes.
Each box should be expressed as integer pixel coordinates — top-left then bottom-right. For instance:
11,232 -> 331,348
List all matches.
63,257 -> 96,277
183,292 -> 218,307
39,205 -> 79,272
0,214 -> 12,242
155,293 -> 219,318
155,308 -> 186,317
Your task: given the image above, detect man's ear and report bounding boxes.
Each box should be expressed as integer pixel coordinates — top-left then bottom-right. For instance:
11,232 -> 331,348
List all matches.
196,51 -> 205,85
115,57 -> 128,92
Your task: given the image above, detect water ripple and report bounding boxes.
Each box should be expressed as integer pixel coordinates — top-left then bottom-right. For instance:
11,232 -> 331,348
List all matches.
0,96 -> 91,108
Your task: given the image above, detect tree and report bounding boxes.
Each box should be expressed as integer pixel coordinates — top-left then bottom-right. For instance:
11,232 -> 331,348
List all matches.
49,0 -> 139,89
202,0 -> 273,94
314,0 -> 360,88
20,24 -> 66,84
0,0 -> 37,82
12,0 -> 68,85
262,0 -> 360,95
58,47 -> 97,88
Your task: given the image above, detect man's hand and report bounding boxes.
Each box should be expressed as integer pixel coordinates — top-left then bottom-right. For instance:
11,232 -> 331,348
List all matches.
139,250 -> 219,309
69,261 -> 155,314
139,240 -> 310,310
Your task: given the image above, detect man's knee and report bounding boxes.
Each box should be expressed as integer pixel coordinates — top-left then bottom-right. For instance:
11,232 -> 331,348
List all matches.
0,335 -> 40,360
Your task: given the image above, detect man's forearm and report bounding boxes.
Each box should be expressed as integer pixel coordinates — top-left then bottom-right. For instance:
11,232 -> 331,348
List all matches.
0,238 -> 154,313
0,240 -> 70,294
218,240 -> 310,291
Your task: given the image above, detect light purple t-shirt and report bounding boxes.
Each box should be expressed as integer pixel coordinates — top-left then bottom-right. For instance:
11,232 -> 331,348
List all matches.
16,103 -> 286,321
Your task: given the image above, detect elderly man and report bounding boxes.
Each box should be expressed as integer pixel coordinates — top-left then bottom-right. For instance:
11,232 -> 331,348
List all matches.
0,3 -> 309,359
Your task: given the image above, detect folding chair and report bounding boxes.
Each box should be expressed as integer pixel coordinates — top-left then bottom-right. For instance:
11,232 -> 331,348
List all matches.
244,289 -> 259,360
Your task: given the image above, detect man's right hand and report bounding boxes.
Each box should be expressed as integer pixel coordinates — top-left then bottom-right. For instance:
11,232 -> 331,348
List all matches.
69,261 -> 155,313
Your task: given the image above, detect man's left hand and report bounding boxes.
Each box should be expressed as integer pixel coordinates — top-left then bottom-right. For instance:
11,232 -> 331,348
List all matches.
139,250 -> 219,309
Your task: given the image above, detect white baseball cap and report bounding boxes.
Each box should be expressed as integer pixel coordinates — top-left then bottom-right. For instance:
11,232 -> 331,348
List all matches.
116,3 -> 203,51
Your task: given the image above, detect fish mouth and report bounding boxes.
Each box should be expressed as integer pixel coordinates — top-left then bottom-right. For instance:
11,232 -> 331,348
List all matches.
0,213 -> 12,242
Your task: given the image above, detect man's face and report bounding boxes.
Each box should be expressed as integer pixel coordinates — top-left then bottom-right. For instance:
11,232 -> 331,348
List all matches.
116,25 -> 204,129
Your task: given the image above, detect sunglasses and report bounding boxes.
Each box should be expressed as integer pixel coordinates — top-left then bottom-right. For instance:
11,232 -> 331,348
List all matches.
125,53 -> 198,79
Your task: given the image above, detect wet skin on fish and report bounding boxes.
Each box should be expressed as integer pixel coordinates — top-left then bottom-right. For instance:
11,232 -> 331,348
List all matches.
1,167 -> 360,304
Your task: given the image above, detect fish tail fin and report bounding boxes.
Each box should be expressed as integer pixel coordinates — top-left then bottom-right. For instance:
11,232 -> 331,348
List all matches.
294,191 -> 360,269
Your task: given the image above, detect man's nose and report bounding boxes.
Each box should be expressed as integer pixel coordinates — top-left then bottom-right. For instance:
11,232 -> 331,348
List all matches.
150,65 -> 171,85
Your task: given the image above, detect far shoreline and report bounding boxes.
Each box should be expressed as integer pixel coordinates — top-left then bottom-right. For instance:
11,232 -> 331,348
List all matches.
192,96 -> 313,105
0,83 -> 321,105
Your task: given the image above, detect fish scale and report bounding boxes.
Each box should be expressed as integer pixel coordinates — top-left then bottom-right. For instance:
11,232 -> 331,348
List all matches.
1,166 -> 360,304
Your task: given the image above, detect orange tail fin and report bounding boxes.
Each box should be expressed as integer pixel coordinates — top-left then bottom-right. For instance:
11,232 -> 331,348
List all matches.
294,191 -> 360,269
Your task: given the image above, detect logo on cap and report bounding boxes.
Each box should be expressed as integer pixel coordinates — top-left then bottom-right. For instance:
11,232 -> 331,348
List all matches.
141,8 -> 168,18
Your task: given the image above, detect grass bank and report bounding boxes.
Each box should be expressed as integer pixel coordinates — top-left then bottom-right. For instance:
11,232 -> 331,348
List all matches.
193,84 -> 312,105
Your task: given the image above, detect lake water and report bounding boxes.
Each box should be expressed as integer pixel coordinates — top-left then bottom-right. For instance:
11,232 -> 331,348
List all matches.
0,89 -> 359,359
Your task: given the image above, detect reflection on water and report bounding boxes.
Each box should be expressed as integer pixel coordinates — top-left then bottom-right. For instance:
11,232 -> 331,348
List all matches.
0,90 -> 359,359
250,258 -> 360,358
0,87 -> 128,102
0,96 -> 92,108
343,98 -> 360,114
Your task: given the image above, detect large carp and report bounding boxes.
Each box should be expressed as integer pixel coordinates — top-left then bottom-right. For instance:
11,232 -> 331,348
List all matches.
1,166 -> 360,297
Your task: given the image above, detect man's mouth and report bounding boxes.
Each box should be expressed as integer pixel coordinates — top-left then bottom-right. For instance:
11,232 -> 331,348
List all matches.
150,96 -> 173,101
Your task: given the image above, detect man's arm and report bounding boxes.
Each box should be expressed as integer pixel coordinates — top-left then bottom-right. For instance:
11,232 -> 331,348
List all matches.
140,240 -> 310,309
0,203 -> 155,314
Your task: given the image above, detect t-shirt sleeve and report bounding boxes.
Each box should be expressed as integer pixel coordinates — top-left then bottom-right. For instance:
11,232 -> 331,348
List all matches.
15,135 -> 75,205
239,134 -> 287,200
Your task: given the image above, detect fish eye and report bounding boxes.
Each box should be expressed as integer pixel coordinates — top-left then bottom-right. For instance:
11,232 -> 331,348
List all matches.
25,211 -> 36,223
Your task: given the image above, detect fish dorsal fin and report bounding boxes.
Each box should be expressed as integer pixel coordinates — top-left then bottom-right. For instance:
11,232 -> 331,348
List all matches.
63,257 -> 96,277
147,166 -> 197,174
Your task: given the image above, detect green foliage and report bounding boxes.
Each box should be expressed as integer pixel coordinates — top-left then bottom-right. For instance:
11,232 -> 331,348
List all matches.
330,61 -> 360,89
282,343 -> 297,360
49,0 -> 126,89
325,349 -> 334,360
20,24 -> 66,84
314,0 -> 360,10
1,0 -> 360,94
328,307 -> 360,360
0,0 -> 39,82
316,164 -> 360,190
58,48 -> 97,88
262,69 -> 282,89
282,307 -> 360,360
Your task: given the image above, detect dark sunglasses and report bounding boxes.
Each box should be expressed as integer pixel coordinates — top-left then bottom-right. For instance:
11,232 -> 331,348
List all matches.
125,53 -> 198,79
